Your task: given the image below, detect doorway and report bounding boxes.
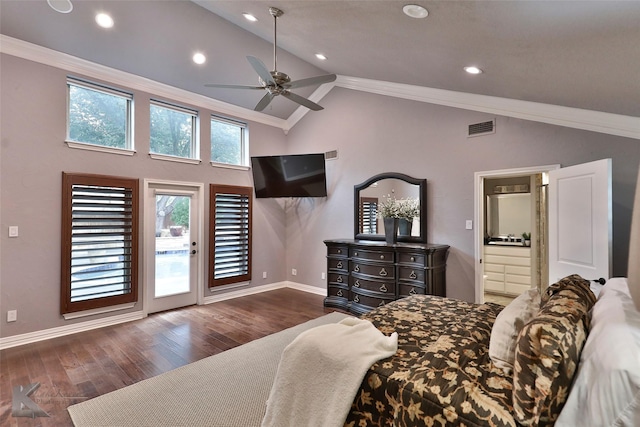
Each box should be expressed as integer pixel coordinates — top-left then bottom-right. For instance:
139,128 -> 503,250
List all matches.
474,165 -> 560,303
144,180 -> 204,314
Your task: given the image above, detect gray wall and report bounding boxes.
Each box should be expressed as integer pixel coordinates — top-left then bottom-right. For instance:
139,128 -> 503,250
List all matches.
2,54 -> 639,339
0,55 -> 288,337
283,87 -> 640,300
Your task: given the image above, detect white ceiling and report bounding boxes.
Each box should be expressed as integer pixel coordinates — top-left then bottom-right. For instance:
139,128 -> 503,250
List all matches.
1,1 -> 639,122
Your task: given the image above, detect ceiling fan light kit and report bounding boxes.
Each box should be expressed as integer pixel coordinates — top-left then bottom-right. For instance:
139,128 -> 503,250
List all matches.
205,6 -> 336,112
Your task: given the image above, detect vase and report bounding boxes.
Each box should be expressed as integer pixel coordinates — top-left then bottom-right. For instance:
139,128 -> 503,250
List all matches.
398,218 -> 413,236
383,217 -> 399,245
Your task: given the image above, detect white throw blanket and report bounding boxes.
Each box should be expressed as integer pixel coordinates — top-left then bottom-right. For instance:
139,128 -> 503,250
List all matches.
261,316 -> 398,427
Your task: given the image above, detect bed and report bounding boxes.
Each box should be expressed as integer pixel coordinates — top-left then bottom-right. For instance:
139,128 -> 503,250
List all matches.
342,274 -> 640,427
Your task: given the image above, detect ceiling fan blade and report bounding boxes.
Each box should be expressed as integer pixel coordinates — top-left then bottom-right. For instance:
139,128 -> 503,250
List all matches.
281,91 -> 324,111
204,84 -> 264,90
284,74 -> 337,89
247,56 -> 275,85
254,92 -> 275,112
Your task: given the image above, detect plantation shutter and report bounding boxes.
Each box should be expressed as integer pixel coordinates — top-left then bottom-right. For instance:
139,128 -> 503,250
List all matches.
360,197 -> 379,234
61,173 -> 139,314
210,185 -> 252,287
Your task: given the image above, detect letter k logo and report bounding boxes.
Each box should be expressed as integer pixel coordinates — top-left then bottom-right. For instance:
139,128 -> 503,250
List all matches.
12,383 -> 49,418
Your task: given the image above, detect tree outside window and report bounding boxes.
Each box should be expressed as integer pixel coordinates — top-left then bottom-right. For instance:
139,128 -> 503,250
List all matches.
211,116 -> 247,166
67,79 -> 132,149
150,101 -> 198,159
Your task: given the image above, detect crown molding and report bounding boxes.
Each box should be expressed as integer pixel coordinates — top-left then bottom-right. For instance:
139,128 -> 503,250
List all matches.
0,35 -> 287,129
2,35 -> 638,139
334,76 -> 640,140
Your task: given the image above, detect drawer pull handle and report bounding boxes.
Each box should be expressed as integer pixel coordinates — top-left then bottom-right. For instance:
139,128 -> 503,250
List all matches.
354,295 -> 360,303
354,280 -> 361,288
337,249 -> 342,254
354,265 -> 360,273
378,301 -> 385,307
337,276 -> 343,283
336,261 -> 343,269
380,284 -> 388,292
380,255 -> 385,260
410,256 -> 415,262
409,270 -> 417,279
379,268 -> 388,277
337,289 -> 343,297
354,252 -> 358,257
409,287 -> 417,295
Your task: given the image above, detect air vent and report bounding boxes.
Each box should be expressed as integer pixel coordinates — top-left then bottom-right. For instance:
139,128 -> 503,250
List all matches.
468,119 -> 495,137
325,150 -> 338,160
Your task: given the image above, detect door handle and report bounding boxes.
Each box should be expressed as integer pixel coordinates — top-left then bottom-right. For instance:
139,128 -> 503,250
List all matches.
191,250 -> 197,255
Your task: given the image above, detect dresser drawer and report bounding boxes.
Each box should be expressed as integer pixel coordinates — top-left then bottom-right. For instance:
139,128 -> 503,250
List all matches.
327,258 -> 348,272
398,283 -> 427,298
327,272 -> 348,286
327,285 -> 348,299
351,276 -> 395,296
350,248 -> 394,263
327,244 -> 349,257
351,261 -> 395,280
398,266 -> 425,284
397,251 -> 426,266
351,291 -> 394,310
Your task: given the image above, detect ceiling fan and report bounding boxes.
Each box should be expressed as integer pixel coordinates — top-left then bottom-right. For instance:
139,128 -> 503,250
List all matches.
205,6 -> 337,112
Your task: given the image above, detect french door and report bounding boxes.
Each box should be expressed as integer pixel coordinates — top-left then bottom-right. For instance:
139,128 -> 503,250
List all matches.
145,181 -> 203,314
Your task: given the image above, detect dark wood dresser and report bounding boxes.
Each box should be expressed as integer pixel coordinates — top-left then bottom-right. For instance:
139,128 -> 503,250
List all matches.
324,239 -> 450,315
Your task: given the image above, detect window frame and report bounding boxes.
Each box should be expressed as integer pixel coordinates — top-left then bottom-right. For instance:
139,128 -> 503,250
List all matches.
66,77 -> 134,154
210,115 -> 249,168
209,184 -> 252,287
61,172 -> 140,314
149,99 -> 200,161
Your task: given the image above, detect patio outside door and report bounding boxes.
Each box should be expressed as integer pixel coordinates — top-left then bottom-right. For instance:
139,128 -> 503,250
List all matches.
146,183 -> 201,314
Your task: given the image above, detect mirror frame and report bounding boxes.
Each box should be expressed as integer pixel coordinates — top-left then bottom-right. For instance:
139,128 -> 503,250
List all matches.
354,172 -> 427,243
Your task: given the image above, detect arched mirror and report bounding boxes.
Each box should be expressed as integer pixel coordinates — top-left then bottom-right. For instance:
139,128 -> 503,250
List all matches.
354,172 -> 427,243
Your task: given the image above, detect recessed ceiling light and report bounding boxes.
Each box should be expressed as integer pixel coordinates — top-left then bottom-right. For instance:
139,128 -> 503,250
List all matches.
47,0 -> 73,14
95,13 -> 114,29
243,13 -> 257,22
193,52 -> 206,65
402,4 -> 428,19
315,53 -> 327,61
464,66 -> 483,75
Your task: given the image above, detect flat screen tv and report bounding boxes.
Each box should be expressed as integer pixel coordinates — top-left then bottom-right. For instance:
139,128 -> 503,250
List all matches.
251,154 -> 327,198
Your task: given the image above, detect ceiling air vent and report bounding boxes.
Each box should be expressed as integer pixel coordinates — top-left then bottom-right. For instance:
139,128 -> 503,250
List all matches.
325,150 -> 338,161
468,119 -> 495,137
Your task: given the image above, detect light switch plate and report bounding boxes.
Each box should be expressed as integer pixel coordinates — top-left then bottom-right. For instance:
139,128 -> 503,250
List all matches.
8,226 -> 18,237
465,220 -> 473,230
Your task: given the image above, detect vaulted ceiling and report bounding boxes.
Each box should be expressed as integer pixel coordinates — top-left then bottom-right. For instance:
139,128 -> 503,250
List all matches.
2,1 -> 639,126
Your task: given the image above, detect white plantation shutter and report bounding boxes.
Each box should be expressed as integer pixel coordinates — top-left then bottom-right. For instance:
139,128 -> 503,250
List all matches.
210,185 -> 252,287
360,197 -> 379,234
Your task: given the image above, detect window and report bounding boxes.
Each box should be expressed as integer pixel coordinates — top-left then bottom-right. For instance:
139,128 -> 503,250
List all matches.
211,116 -> 248,167
61,173 -> 139,314
150,100 -> 198,159
67,78 -> 133,150
209,185 -> 252,287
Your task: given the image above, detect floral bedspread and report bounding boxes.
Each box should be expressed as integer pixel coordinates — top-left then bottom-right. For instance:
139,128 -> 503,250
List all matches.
344,295 -> 516,427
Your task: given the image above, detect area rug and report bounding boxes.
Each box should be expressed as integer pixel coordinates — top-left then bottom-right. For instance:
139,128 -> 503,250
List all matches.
68,311 -> 350,427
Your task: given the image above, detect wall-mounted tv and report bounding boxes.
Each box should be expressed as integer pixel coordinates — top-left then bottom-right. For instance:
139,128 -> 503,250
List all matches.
251,154 -> 327,198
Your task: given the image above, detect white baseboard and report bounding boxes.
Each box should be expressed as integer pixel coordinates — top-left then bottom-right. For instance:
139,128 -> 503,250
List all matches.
0,311 -> 145,350
0,282 -> 326,350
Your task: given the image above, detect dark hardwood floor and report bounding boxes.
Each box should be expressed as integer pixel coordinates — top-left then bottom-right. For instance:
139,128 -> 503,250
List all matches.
0,288 -> 337,427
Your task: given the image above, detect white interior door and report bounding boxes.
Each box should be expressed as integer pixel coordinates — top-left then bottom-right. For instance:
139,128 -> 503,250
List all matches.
548,159 -> 612,284
145,183 -> 202,314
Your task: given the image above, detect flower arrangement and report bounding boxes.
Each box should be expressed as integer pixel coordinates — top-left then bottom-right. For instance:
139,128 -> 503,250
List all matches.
378,198 -> 419,220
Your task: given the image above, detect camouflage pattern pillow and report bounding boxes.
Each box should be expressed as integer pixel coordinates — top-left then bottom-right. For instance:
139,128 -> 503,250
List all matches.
512,274 -> 597,427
